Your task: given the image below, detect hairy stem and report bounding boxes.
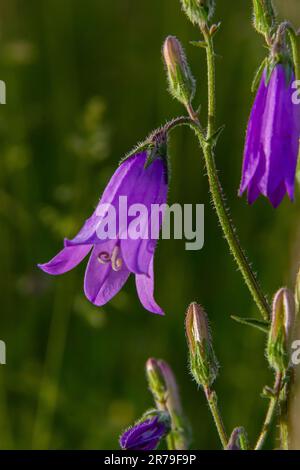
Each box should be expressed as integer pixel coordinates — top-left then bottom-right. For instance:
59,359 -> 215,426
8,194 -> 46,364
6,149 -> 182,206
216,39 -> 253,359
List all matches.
188,25 -> 270,321
255,373 -> 282,450
204,387 -> 228,449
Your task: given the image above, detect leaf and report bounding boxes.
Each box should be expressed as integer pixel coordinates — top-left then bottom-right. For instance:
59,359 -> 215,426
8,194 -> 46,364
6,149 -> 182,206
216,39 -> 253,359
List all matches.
206,125 -> 225,148
231,315 -> 270,333
190,41 -> 207,49
251,58 -> 267,93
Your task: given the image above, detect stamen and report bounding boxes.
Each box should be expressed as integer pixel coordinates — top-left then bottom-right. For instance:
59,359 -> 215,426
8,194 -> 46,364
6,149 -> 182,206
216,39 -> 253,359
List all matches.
111,246 -> 123,272
98,252 -> 111,264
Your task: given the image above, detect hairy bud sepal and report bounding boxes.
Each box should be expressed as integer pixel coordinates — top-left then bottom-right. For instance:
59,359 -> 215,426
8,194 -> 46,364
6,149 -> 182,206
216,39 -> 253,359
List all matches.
267,288 -> 296,373
252,0 -> 276,41
186,303 -> 219,388
163,36 -> 196,108
180,0 -> 215,27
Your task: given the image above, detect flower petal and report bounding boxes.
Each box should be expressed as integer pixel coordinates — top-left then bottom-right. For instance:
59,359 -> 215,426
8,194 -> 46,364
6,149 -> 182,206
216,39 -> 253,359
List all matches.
38,245 -> 92,275
135,257 -> 164,315
66,153 -> 147,247
239,70 -> 268,195
84,241 -> 130,307
121,158 -> 168,275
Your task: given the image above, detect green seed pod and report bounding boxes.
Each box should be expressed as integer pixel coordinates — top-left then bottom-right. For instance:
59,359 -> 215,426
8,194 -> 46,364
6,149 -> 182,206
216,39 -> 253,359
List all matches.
163,36 -> 196,107
185,302 -> 219,388
267,288 -> 296,373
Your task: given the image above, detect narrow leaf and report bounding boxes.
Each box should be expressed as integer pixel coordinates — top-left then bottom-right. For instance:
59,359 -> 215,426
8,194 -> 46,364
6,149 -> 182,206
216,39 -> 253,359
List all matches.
231,315 -> 270,333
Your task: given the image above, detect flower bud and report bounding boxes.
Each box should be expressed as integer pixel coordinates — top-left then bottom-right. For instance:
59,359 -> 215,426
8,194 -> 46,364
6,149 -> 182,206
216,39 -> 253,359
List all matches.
163,36 -> 196,107
146,358 -> 190,450
252,0 -> 276,40
267,288 -> 296,373
226,427 -> 248,450
119,411 -> 171,451
185,302 -> 219,388
180,0 -> 215,26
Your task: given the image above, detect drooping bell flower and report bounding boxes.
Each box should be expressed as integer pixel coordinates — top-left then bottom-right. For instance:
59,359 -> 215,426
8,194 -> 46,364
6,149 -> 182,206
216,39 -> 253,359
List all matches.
119,412 -> 171,451
38,137 -> 168,315
239,62 -> 300,208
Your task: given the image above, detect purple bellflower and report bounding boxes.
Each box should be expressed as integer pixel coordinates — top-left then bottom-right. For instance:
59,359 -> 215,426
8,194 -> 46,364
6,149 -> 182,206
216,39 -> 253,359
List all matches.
120,413 -> 170,451
239,63 -> 300,208
38,148 -> 168,315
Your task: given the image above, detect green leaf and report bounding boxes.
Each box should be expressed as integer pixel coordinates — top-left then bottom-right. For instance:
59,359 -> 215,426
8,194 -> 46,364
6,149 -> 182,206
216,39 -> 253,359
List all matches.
231,315 -> 270,333
190,41 -> 207,49
251,58 -> 267,93
206,125 -> 225,148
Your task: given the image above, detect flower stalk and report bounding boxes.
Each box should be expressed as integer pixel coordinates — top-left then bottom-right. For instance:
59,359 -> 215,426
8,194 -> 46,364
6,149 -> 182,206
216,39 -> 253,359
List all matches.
146,358 -> 190,450
184,22 -> 271,321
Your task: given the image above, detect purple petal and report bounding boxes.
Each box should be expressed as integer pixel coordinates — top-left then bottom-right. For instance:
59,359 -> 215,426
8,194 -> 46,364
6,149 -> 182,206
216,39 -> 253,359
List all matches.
239,70 -> 268,195
66,153 -> 147,247
135,257 -> 163,315
121,158 -> 168,275
84,241 -> 130,307
38,245 -> 92,275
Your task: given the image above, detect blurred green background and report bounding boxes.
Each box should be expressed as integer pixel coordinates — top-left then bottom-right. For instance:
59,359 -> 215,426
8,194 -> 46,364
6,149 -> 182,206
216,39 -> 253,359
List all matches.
0,0 -> 299,450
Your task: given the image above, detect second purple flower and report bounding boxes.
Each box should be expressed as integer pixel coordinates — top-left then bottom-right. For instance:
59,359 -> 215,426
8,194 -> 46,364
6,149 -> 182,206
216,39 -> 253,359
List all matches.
239,62 -> 300,208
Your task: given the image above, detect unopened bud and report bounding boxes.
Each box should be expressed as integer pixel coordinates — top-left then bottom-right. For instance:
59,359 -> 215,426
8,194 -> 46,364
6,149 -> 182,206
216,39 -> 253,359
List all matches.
163,36 -> 196,107
252,0 -> 276,40
120,410 -> 171,451
180,0 -> 215,26
226,427 -> 248,451
185,302 -> 219,388
267,288 -> 296,373
146,358 -> 189,450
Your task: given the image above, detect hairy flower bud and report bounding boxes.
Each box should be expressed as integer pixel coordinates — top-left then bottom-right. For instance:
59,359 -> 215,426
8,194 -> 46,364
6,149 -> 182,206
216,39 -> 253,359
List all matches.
267,288 -> 296,372
163,36 -> 196,107
252,0 -> 276,40
226,427 -> 249,450
185,302 -> 219,388
120,411 -> 171,451
146,358 -> 190,450
180,0 -> 215,26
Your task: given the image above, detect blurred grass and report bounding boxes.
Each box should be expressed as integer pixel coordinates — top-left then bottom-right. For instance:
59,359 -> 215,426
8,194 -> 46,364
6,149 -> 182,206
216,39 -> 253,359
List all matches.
0,0 -> 299,450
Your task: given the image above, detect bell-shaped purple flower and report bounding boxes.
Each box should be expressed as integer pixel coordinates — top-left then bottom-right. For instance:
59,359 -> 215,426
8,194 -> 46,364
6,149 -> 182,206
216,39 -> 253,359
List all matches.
120,413 -> 170,451
239,63 -> 300,208
38,150 -> 168,315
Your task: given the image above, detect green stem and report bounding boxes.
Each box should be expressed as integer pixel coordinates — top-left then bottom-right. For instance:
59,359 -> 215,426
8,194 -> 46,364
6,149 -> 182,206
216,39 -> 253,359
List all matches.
254,373 -> 282,450
202,27 -> 216,137
204,387 -> 228,449
189,25 -> 270,321
278,371 -> 293,450
202,142 -> 270,321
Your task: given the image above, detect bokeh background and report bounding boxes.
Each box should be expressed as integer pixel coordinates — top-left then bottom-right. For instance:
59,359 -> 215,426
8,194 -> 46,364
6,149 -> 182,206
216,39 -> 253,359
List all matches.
0,0 -> 299,450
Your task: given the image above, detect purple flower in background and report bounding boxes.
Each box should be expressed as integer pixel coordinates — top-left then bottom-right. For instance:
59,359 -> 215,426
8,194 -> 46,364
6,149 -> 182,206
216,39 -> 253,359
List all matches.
38,150 -> 168,315
120,414 -> 170,451
239,63 -> 300,208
